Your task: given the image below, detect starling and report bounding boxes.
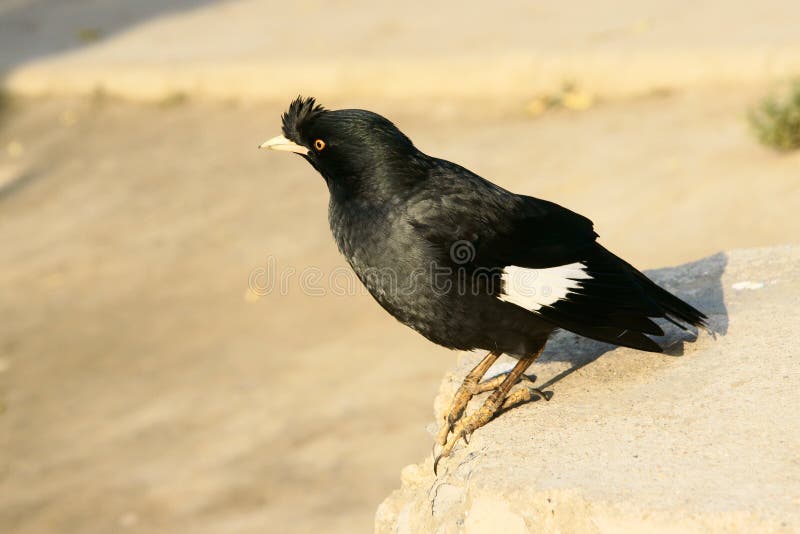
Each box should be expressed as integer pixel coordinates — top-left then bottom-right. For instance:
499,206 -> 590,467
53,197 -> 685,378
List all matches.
260,97 -> 708,471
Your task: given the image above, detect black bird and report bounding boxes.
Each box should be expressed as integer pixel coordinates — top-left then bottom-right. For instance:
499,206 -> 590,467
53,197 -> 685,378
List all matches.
260,96 -> 709,471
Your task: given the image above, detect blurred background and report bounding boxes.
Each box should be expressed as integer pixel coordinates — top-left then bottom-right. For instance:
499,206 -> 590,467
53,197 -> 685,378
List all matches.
1,1 -> 799,533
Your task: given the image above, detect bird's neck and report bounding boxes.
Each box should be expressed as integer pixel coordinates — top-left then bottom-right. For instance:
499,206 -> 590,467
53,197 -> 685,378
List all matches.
326,152 -> 430,205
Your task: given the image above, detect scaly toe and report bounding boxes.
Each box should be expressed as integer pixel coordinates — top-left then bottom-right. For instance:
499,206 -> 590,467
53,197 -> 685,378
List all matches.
435,419 -> 452,448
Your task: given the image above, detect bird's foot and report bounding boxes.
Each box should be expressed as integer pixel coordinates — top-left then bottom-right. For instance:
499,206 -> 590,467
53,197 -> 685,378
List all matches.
432,351 -> 501,460
433,371 -> 514,451
500,381 -> 549,412
433,374 -> 546,474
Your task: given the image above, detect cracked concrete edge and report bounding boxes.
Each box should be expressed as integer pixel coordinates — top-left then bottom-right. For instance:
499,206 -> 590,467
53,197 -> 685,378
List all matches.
377,476 -> 785,534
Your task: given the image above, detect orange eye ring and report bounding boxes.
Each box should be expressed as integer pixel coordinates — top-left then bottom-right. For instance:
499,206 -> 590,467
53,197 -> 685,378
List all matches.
314,139 -> 326,151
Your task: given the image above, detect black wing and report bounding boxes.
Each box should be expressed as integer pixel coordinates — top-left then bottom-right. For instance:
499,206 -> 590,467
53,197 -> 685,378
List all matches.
408,163 -> 599,268
409,168 -> 707,352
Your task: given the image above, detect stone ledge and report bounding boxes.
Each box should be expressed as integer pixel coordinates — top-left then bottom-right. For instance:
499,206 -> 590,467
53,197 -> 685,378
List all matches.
376,246 -> 800,534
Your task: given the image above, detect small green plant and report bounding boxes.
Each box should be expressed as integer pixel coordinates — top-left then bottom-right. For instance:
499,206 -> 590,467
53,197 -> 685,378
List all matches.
749,82 -> 800,151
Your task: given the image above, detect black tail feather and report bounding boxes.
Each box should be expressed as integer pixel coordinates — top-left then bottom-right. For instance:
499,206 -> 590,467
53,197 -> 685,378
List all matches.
534,245 -> 709,352
627,260 -> 709,331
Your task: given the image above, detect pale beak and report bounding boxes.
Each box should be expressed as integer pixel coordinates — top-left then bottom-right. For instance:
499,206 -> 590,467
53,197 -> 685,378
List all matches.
258,134 -> 308,155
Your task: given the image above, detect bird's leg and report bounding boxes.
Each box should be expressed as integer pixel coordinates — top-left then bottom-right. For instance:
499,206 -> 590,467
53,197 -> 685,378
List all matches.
434,344 -> 545,473
434,370 -> 540,447
434,354 -> 546,454
458,374 -> 547,446
473,372 -> 546,402
434,351 -> 501,451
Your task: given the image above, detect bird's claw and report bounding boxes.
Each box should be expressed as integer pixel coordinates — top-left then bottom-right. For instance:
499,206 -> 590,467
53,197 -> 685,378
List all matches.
433,385 -> 551,474
432,419 -> 456,474
431,351 -> 548,474
432,428 -> 467,474
433,410 -> 488,473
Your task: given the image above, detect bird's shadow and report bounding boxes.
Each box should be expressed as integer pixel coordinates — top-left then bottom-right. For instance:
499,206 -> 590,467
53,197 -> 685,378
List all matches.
535,252 -> 729,391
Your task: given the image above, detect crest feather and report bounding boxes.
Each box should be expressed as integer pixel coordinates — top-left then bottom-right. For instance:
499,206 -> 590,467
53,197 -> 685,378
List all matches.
281,96 -> 327,143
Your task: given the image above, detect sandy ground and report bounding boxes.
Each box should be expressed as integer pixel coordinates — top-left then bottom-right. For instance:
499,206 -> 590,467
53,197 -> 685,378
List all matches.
3,0 -> 800,100
1,89 -> 799,534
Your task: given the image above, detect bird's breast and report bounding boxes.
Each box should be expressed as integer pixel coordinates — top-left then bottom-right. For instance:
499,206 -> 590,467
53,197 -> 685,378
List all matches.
329,198 -> 445,314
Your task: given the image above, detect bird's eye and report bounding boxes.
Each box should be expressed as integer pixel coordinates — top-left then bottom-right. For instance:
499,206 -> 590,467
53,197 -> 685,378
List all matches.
314,139 -> 326,151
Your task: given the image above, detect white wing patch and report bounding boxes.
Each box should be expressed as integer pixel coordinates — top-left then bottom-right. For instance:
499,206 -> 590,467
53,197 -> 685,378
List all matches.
499,262 -> 591,310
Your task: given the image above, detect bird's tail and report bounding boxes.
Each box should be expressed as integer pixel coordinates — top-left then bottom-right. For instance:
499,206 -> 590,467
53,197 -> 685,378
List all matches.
534,245 -> 709,353
628,265 -> 709,332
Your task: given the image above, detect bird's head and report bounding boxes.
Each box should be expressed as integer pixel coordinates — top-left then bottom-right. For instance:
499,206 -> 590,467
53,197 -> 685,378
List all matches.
260,96 -> 421,196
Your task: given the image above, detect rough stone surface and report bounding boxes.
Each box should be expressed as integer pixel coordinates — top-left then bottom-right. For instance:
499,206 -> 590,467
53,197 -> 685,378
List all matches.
376,246 -> 800,534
